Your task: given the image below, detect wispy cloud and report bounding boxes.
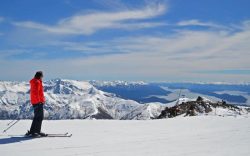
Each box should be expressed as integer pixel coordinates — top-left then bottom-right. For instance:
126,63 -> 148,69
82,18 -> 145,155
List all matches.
177,19 -> 229,30
5,20 -> 250,65
46,20 -> 249,81
62,21 -> 249,60
13,3 -> 167,35
3,19 -> 249,81
1,1 -> 250,82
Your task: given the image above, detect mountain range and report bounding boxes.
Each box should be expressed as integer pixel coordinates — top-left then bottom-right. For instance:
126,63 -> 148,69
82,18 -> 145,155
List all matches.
0,79 -> 163,120
0,79 -> 249,120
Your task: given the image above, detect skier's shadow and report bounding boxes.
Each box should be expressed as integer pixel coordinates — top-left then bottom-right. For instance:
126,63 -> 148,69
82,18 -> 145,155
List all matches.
0,136 -> 33,145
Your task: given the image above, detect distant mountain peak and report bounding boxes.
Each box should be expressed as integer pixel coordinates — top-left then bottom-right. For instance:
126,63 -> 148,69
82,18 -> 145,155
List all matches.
89,80 -> 148,87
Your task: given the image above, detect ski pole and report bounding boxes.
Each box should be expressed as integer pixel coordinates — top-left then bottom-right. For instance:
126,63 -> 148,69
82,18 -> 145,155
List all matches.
7,120 -> 16,126
3,119 -> 20,133
7,110 -> 21,126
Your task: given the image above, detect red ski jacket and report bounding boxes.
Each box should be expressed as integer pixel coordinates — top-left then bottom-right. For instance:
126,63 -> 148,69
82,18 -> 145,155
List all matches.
30,78 -> 45,105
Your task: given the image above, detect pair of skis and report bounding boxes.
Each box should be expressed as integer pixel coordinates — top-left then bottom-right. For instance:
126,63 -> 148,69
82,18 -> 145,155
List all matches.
3,121 -> 72,138
7,132 -> 72,138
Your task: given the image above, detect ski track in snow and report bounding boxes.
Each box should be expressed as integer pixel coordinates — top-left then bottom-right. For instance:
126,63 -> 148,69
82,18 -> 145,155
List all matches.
0,116 -> 250,156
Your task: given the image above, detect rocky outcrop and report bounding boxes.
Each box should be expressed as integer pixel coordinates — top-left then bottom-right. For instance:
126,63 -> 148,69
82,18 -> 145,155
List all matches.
157,96 -> 247,119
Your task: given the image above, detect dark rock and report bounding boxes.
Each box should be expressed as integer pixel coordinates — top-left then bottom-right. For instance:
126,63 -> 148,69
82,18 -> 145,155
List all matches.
157,97 -> 241,119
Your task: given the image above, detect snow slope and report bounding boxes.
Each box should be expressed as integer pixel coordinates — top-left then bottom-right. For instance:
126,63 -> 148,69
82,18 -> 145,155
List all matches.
0,116 -> 250,156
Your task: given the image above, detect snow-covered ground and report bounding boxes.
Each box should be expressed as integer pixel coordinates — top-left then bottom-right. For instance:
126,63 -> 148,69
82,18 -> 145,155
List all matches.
1,116 -> 250,156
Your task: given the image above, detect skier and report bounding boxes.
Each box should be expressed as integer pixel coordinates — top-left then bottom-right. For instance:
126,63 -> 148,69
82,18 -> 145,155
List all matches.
25,71 -> 47,137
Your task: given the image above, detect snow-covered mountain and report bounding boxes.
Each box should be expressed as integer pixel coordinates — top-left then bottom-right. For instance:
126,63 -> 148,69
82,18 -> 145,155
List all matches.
1,79 -> 249,120
90,80 -> 148,87
0,79 -> 163,120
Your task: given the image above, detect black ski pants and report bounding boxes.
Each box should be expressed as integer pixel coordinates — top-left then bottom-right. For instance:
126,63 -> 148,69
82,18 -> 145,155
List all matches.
30,103 -> 44,134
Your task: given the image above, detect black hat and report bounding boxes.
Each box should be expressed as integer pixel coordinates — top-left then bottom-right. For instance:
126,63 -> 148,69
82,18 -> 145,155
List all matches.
34,71 -> 43,79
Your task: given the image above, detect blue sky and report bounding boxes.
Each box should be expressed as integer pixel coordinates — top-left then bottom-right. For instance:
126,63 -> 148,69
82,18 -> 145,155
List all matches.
0,0 -> 250,82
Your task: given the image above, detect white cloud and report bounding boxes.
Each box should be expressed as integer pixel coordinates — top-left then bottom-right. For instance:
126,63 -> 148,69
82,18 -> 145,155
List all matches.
42,20 -> 249,81
13,3 -> 167,35
1,2 -> 250,82
177,19 -> 228,30
3,20 -> 249,82
61,23 -> 250,61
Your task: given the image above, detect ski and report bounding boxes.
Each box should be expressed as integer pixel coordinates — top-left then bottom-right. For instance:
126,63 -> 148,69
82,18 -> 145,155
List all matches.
46,133 -> 72,137
36,132 -> 72,138
45,132 -> 72,137
46,132 -> 69,136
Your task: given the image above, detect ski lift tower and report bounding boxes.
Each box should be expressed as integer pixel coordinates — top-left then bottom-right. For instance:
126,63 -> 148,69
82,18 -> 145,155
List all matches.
175,89 -> 182,106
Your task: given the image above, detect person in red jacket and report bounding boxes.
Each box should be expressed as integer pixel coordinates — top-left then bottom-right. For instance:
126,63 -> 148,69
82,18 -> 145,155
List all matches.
26,71 -> 47,137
